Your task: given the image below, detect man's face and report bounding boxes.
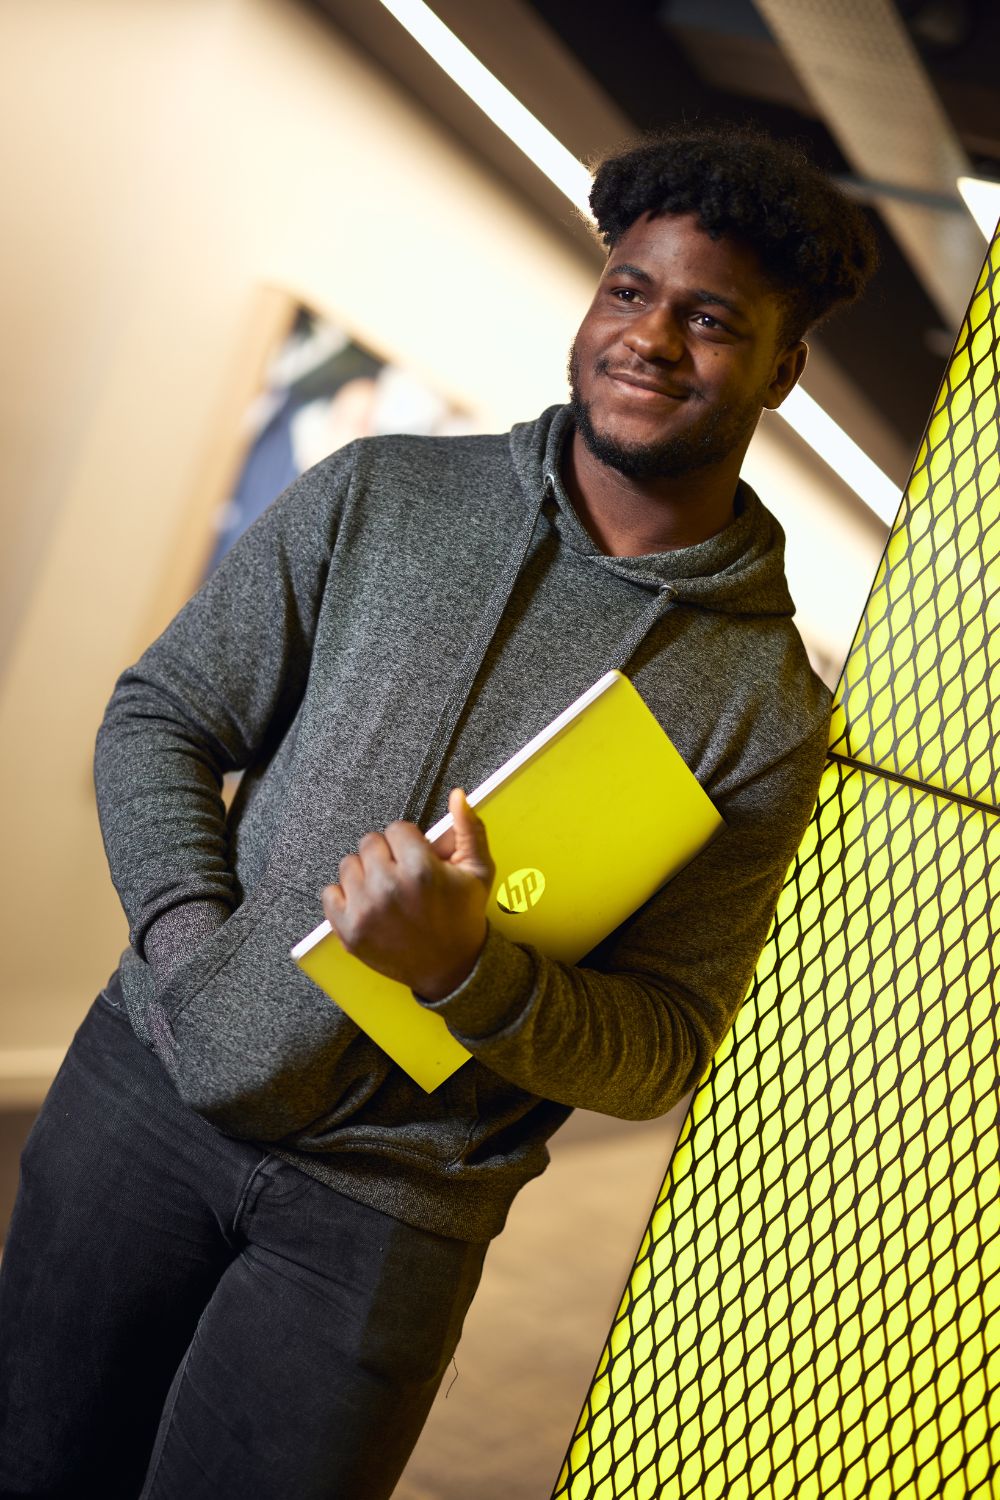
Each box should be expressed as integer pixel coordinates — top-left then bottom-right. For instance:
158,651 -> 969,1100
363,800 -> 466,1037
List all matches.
569,212 -> 798,481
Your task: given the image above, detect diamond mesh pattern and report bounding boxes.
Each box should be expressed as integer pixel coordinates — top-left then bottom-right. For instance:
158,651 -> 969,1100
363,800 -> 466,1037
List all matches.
552,233 -> 1000,1499
830,234 -> 1000,806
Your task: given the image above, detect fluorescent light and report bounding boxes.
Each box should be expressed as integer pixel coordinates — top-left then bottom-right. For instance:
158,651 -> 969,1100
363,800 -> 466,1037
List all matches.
957,175 -> 1000,240
375,0 -> 593,215
378,0 -> 900,525
777,387 -> 900,526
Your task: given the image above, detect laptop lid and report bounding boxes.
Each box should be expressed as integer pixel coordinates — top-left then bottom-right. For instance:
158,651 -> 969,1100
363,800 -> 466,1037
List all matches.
292,670 -> 722,1089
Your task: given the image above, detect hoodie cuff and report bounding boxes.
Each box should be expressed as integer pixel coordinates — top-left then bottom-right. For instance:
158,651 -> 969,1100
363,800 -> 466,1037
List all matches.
415,925 -> 537,1041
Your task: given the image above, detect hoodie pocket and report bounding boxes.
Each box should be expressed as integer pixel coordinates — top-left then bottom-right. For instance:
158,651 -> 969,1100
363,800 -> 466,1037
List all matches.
154,882 -> 276,1022
159,883 -> 394,1140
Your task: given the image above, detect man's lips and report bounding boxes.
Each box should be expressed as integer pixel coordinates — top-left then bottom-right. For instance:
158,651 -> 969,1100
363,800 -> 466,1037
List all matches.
604,369 -> 691,400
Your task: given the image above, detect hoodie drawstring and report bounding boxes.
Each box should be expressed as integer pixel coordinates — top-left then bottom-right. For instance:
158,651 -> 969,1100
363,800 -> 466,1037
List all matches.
400,487 -> 548,827
402,484 -> 676,831
601,583 -> 675,679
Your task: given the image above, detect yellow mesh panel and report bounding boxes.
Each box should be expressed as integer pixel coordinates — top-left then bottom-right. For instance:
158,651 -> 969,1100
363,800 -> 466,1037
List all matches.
830,239 -> 1000,805
552,230 -> 1000,1500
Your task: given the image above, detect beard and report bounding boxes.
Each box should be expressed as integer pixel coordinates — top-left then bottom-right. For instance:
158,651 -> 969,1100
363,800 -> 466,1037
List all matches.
568,344 -> 766,481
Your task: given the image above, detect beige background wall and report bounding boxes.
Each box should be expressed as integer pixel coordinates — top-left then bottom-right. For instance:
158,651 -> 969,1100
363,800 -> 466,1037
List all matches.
0,0 -> 598,1098
0,0 -> 887,1101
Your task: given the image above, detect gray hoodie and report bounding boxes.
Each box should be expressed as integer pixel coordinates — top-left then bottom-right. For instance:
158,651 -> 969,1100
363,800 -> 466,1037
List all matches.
95,405 -> 830,1241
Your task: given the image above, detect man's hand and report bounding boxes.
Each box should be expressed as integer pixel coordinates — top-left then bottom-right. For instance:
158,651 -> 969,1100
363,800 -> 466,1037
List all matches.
321,788 -> 495,1001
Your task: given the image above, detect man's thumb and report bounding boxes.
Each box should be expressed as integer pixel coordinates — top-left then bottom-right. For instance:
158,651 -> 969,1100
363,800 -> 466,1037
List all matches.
447,788 -> 493,882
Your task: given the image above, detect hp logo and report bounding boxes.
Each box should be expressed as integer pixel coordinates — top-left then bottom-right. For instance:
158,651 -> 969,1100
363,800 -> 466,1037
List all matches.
496,867 -> 546,914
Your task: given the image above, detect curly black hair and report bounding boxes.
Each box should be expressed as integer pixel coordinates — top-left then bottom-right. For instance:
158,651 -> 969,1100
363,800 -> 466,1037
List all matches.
590,125 -> 878,346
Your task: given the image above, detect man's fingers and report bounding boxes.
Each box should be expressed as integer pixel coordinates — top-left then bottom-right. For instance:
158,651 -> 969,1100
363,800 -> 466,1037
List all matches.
383,819 -> 434,876
356,829 -> 394,877
321,881 -> 347,924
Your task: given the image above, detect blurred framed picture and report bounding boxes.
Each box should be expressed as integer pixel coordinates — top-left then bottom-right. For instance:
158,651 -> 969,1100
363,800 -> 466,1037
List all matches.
206,300 -> 477,574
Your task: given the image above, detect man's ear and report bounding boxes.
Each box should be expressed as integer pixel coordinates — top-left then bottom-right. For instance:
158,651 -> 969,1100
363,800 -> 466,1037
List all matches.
764,340 -> 808,411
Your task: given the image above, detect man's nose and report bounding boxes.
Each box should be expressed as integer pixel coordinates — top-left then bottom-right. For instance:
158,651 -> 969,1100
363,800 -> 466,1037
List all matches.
624,309 -> 685,364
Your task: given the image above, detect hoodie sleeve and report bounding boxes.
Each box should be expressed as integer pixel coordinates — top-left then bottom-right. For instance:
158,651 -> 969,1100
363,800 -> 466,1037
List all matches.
417,710 -> 830,1119
94,446 -> 355,960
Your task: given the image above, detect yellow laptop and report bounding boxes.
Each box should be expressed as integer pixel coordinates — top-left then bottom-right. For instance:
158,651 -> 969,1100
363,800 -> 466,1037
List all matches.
291,670 -> 722,1090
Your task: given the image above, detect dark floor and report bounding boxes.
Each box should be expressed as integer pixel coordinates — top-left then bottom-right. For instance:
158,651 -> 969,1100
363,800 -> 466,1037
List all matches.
0,1099 -> 684,1498
395,1102 -> 685,1498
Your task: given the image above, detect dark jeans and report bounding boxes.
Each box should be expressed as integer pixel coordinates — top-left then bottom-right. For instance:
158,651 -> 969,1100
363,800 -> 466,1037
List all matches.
0,990 -> 486,1499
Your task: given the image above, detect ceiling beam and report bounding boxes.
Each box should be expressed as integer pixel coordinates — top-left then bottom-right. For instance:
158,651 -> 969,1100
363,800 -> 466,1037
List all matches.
752,0 -> 984,330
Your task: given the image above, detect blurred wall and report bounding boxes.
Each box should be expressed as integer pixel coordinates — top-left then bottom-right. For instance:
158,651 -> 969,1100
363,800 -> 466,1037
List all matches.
0,0 -> 891,1104
0,0 -> 597,1100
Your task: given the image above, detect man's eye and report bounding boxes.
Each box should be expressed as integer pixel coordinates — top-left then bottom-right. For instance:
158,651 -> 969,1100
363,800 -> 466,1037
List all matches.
694,313 -> 731,333
611,287 -> 641,303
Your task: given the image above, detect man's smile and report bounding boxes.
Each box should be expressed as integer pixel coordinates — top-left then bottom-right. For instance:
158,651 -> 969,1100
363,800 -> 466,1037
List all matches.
597,360 -> 695,403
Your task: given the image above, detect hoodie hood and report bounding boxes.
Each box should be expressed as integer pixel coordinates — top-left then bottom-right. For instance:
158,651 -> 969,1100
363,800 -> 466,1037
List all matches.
508,404 -> 797,620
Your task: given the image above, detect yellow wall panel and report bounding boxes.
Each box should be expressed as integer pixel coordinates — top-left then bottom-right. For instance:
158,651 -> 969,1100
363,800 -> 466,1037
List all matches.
832,235 -> 1000,806
554,229 -> 1000,1499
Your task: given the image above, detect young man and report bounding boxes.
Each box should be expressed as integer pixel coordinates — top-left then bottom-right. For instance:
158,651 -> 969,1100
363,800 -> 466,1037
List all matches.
0,127 -> 876,1498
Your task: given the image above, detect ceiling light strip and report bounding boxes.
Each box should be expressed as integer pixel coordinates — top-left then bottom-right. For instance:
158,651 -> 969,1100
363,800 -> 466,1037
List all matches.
777,388 -> 900,525
957,176 -> 1000,240
376,0 -> 592,213
375,0 -> 900,527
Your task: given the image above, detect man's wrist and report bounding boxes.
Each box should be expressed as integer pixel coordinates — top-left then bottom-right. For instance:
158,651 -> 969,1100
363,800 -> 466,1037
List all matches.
412,925 -> 488,1002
